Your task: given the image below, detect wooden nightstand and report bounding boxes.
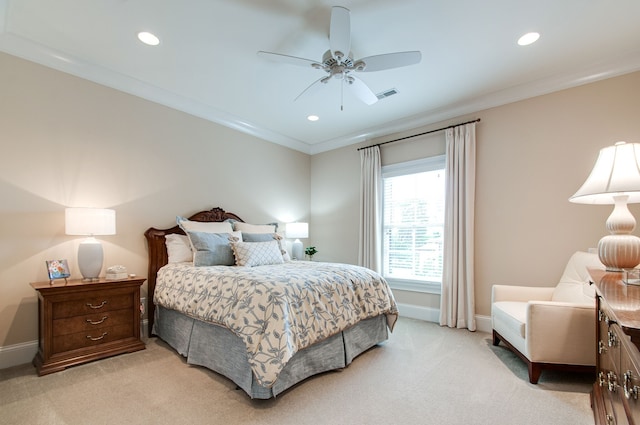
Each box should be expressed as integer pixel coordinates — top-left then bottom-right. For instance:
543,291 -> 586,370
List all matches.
30,276 -> 146,376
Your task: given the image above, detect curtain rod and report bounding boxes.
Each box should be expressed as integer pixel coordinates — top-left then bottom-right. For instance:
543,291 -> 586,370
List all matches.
356,118 -> 481,151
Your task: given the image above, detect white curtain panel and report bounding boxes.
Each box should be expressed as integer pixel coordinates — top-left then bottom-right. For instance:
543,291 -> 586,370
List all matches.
440,123 -> 477,331
358,145 -> 382,271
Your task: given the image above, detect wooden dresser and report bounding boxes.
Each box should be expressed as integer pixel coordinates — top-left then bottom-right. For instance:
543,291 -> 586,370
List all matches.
591,269 -> 640,425
30,276 -> 146,375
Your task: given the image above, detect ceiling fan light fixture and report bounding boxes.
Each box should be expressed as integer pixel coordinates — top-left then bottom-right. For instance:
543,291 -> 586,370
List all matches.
137,31 -> 160,46
517,32 -> 540,46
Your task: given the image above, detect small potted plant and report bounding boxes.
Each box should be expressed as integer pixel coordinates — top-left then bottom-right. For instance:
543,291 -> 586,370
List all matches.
305,246 -> 318,261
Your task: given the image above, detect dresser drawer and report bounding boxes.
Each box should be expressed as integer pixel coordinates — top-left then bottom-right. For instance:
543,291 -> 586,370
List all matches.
52,308 -> 134,336
52,323 -> 135,353
52,292 -> 134,319
619,332 -> 640,424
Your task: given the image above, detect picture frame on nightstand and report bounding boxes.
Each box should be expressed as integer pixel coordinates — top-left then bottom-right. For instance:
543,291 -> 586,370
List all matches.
46,259 -> 70,283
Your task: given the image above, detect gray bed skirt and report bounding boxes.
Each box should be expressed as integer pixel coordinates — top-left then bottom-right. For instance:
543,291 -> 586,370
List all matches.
152,306 -> 389,399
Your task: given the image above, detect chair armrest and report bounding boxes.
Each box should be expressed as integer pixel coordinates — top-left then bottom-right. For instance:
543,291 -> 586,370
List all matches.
526,301 -> 596,362
492,285 -> 555,303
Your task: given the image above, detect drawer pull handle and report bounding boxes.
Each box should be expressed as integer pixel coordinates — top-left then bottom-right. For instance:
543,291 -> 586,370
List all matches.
86,332 -> 108,341
86,316 -> 108,325
623,370 -> 640,400
598,340 -> 608,354
608,371 -> 618,393
86,300 -> 108,309
598,371 -> 607,387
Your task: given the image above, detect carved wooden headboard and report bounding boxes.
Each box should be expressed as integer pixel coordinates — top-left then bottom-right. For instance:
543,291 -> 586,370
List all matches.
143,207 -> 244,335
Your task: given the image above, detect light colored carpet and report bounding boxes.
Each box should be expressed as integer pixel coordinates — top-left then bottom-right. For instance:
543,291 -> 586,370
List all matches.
0,317 -> 594,425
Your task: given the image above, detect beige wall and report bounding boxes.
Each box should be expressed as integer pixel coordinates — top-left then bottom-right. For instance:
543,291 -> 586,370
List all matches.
0,52 -> 311,348
2,46 -> 640,358
311,71 -> 640,318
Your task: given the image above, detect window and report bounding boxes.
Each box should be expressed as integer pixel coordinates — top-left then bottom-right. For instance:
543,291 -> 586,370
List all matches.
382,155 -> 445,293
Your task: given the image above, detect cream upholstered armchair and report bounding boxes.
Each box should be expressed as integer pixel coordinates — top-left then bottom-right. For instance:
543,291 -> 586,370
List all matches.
491,251 -> 604,383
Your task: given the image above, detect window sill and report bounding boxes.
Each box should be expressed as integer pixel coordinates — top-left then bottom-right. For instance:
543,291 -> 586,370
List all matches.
385,278 -> 441,295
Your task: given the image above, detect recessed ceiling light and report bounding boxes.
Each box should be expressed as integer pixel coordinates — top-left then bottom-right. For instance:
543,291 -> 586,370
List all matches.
307,115 -> 319,122
138,31 -> 160,46
517,32 -> 540,46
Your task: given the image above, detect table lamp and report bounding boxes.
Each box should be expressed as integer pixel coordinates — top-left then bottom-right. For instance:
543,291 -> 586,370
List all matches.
65,208 -> 116,280
570,141 -> 640,271
286,222 -> 308,260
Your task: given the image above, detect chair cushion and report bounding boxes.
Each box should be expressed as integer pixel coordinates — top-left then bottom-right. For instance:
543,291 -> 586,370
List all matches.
552,251 -> 604,303
492,301 -> 526,338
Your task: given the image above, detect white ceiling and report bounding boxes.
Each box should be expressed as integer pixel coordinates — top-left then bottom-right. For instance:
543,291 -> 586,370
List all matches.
1,0 -> 640,155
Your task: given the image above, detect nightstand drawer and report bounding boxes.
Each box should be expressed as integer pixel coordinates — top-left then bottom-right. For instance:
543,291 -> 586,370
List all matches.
52,308 -> 133,336
52,323 -> 135,353
52,292 -> 134,319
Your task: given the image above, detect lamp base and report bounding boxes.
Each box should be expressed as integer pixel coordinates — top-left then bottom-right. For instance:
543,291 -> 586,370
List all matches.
598,234 -> 640,271
78,237 -> 104,280
291,239 -> 303,261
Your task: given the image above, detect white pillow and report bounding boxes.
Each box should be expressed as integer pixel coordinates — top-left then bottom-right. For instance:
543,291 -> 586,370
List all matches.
165,234 -> 193,263
177,216 -> 234,234
231,241 -> 285,267
233,222 -> 277,233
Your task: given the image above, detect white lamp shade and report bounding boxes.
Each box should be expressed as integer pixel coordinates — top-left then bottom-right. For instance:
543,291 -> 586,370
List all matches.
285,222 -> 309,239
570,142 -> 640,205
65,208 -> 116,235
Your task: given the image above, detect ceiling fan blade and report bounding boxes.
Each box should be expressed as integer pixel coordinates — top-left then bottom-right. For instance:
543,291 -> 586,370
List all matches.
357,51 -> 422,72
257,51 -> 320,69
330,6 -> 351,60
294,76 -> 330,102
347,76 -> 378,105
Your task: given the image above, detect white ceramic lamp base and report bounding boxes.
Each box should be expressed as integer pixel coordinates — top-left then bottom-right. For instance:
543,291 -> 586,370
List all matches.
598,195 -> 640,271
78,237 -> 104,280
291,239 -> 303,260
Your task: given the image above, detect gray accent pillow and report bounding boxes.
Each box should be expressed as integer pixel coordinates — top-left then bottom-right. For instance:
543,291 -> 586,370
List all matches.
187,231 -> 235,266
241,233 -> 276,242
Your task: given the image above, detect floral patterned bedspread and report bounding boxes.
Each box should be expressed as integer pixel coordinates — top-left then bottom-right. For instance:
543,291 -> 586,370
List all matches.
154,261 -> 398,388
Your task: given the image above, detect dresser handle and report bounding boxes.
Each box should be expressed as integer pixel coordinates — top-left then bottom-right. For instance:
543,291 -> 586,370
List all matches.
86,300 -> 108,309
86,332 -> 108,341
598,371 -> 607,387
86,316 -> 108,325
599,340 -> 608,354
608,371 -> 618,393
623,370 -> 640,400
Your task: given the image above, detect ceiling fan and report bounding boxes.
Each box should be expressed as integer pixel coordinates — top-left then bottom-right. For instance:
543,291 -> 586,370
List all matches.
257,6 -> 422,110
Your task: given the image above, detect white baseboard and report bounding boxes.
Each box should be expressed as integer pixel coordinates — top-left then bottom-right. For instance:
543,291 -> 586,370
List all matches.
397,302 -> 492,334
0,340 -> 38,369
396,302 -> 440,323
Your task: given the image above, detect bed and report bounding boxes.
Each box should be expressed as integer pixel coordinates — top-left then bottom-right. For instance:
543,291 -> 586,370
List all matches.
144,207 -> 398,399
